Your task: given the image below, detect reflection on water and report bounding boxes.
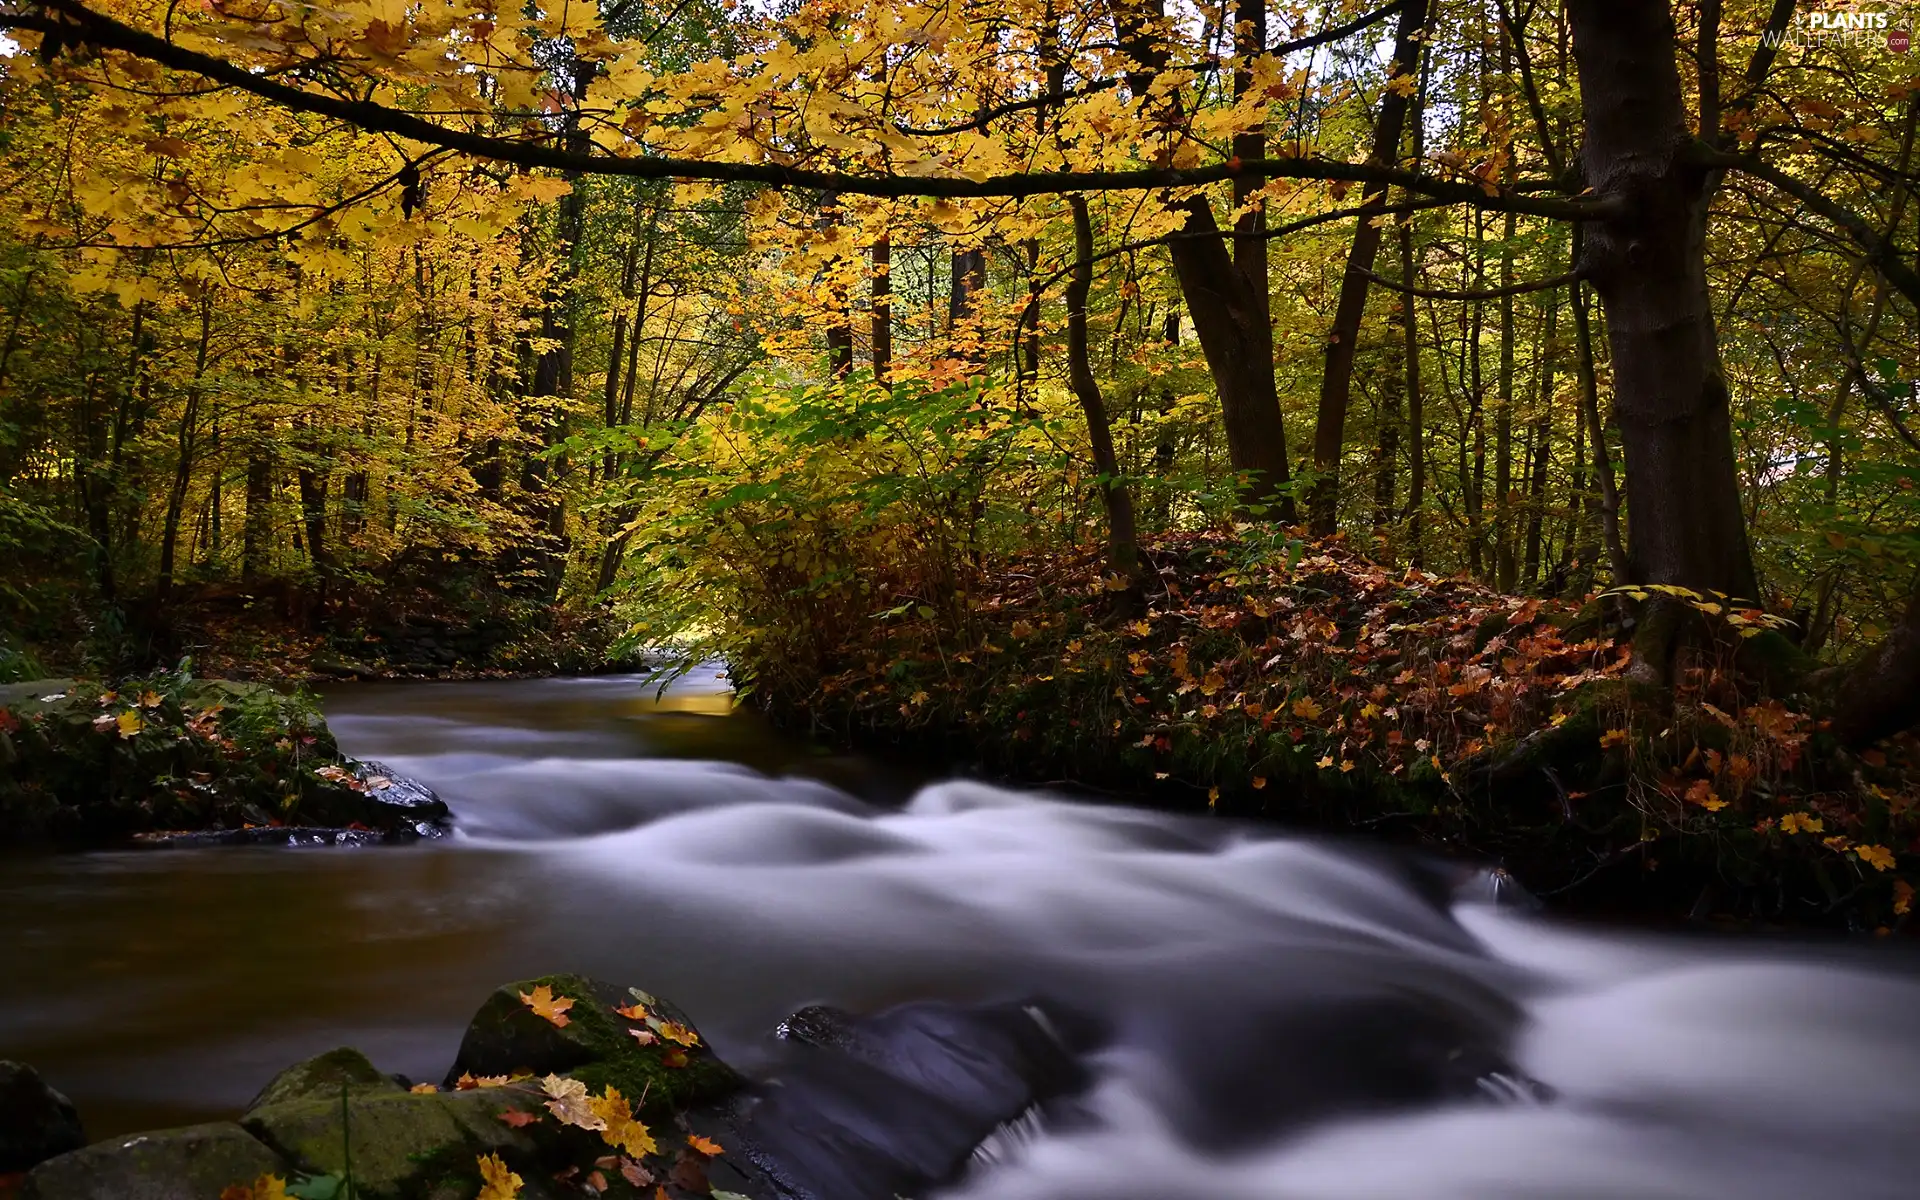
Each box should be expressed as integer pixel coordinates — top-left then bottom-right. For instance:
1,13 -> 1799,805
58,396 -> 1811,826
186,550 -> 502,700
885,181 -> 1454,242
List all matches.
3,672 -> 1920,1198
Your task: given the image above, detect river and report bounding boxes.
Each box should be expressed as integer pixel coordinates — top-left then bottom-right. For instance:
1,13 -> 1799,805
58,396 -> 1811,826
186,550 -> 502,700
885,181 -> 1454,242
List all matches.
3,672 -> 1920,1198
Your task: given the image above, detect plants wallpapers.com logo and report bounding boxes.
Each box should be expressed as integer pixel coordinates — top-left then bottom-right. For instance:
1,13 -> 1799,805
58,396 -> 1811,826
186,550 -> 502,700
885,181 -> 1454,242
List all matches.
1762,8 -> 1915,51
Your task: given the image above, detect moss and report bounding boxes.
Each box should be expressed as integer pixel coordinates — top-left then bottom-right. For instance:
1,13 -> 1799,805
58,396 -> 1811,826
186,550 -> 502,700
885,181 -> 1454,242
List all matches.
241,1090 -> 538,1200
247,1047 -> 402,1111
446,975 -> 742,1117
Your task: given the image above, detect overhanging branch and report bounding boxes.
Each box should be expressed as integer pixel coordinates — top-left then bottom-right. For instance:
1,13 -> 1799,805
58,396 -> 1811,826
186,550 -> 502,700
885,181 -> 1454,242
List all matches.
7,0 -> 1615,218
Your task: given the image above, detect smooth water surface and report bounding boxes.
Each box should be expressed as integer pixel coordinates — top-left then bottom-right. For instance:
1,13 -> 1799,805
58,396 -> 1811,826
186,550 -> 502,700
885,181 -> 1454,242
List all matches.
4,671 -> 1920,1198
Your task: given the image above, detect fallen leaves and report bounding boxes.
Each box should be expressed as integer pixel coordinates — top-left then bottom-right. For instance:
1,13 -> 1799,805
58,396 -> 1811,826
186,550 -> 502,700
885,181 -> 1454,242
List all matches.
1780,812 -> 1824,835
476,1153 -> 522,1200
687,1134 -> 724,1157
589,1087 -> 658,1158
1856,843 -> 1897,872
519,984 -> 575,1028
541,1075 -> 606,1131
219,1175 -> 292,1200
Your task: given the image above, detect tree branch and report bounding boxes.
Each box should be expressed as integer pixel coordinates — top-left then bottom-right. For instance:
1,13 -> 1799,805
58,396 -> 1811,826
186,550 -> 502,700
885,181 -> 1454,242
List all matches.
1354,265 -> 1582,301
8,0 -> 1615,217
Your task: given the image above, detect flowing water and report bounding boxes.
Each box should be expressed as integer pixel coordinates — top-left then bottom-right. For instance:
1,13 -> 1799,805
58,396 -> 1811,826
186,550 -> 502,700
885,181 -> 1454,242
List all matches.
4,672 -> 1920,1198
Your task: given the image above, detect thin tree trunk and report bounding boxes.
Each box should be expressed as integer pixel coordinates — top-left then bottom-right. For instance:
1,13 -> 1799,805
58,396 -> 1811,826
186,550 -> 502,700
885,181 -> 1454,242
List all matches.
1067,196 -> 1140,582
157,297 -> 213,601
1307,0 -> 1428,535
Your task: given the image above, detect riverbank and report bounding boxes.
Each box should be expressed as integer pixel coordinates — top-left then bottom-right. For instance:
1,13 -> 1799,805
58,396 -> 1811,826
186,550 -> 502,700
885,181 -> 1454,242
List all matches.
745,530 -> 1919,927
0,671 -> 448,846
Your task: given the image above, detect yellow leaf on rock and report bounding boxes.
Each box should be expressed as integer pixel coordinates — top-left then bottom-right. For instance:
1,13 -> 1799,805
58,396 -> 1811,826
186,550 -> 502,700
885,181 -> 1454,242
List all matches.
589,1087 -> 657,1157
657,1019 -> 701,1048
519,984 -> 574,1027
688,1133 -> 724,1157
219,1175 -> 292,1200
476,1152 -> 522,1200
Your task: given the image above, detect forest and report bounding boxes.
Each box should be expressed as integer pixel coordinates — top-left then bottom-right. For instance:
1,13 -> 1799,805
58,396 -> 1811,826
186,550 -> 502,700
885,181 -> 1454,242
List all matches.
2,0 -> 1920,914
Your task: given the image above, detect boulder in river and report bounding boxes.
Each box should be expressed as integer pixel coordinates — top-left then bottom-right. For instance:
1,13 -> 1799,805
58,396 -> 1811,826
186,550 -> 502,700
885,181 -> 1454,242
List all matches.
22,1123 -> 282,1200
242,1087 -> 540,1200
244,1046 -> 404,1110
444,974 -> 741,1115
0,1061 -> 86,1172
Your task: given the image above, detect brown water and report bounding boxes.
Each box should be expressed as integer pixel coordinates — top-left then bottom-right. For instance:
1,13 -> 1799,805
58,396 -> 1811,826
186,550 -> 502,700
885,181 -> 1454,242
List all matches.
6,671 -> 1920,1199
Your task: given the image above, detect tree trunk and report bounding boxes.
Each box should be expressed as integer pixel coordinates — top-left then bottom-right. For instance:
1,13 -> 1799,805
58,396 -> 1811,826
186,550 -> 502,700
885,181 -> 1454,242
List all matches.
1119,0 -> 1293,520
1067,195 -> 1141,582
1494,211 -> 1518,591
873,234 -> 894,384
1306,0 -> 1427,535
157,298 -> 213,601
1566,0 -> 1759,599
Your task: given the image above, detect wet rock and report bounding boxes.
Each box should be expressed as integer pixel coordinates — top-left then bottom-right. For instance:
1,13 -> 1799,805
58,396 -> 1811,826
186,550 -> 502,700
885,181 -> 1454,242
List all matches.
23,1123 -> 284,1200
354,761 -> 448,824
0,1062 -> 86,1172
691,999 -> 1088,1200
242,1089 -> 538,1200
245,1047 -> 404,1111
444,975 -> 740,1116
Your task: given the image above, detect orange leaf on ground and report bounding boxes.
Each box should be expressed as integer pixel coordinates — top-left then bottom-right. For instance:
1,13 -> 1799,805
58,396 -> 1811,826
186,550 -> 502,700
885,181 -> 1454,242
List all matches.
687,1134 -> 724,1157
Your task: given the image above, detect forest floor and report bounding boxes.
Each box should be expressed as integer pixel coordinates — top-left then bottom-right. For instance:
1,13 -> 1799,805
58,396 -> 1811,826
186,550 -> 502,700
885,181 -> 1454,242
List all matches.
749,530 -> 1920,929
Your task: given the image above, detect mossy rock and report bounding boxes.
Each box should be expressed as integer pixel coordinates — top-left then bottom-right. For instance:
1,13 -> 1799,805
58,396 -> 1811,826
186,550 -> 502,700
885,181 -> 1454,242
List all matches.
24,1122 -> 286,1200
444,975 -> 742,1119
242,1088 -> 540,1200
245,1047 -> 404,1111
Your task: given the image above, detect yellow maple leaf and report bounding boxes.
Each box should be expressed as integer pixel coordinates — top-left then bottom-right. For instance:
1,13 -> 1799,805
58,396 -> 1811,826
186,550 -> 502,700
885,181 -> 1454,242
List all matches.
519,984 -> 574,1027
1316,755 -> 1335,770
687,1133 -> 724,1157
1598,728 -> 1628,749
657,1019 -> 701,1048
1293,696 -> 1324,720
476,1152 -> 522,1200
541,1074 -> 606,1130
1824,835 -> 1854,852
1856,844 -> 1897,872
409,1083 -> 438,1094
613,1001 -> 651,1021
1779,812 -> 1824,835
219,1174 -> 292,1200
137,690 -> 163,708
1339,760 -> 1356,773
455,1073 -> 509,1090
589,1087 -> 658,1157
116,710 -> 144,739
1895,880 -> 1914,915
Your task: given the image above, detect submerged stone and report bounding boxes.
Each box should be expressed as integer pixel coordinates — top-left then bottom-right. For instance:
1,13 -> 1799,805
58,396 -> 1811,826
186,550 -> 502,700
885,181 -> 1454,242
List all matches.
23,1122 -> 283,1200
0,1061 -> 86,1172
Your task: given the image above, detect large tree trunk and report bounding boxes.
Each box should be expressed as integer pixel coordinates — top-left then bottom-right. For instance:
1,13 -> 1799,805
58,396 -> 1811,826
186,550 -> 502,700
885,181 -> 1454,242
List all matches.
1120,0 -> 1293,520
1565,0 -> 1758,599
1306,0 -> 1427,535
